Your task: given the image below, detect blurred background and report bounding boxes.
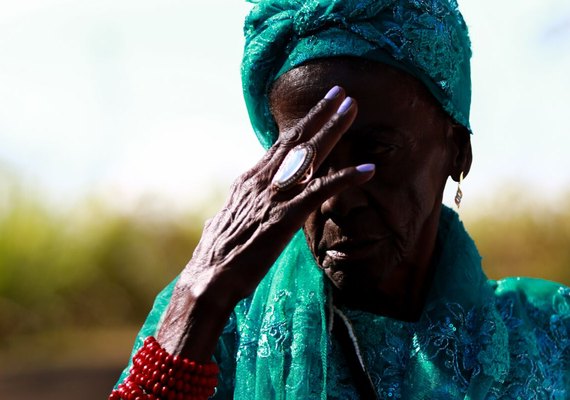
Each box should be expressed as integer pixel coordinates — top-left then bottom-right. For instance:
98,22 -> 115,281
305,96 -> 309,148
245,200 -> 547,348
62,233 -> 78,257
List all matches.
1,0 -> 569,398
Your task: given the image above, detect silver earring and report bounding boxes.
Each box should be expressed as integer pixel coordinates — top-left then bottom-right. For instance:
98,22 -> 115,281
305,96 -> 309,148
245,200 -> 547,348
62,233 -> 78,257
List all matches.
454,172 -> 464,208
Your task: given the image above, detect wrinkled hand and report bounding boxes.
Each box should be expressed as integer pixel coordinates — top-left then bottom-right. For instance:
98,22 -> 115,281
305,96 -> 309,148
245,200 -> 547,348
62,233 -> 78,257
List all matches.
157,87 -> 375,360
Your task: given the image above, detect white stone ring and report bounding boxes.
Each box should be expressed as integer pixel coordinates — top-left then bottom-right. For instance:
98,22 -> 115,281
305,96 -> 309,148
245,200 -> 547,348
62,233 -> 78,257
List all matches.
271,143 -> 316,191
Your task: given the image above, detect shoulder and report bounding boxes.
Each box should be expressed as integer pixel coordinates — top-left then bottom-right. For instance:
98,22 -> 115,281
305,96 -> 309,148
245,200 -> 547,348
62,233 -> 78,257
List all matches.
490,277 -> 570,337
491,277 -> 570,319
489,277 -> 570,390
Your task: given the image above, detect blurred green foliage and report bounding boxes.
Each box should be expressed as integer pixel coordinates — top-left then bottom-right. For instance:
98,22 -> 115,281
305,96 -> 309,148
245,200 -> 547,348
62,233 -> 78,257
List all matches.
465,191 -> 570,287
1,170 -> 570,348
0,171 -> 209,343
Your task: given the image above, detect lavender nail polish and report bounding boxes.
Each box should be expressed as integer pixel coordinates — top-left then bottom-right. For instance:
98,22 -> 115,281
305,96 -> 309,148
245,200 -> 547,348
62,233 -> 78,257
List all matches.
337,97 -> 353,114
324,86 -> 341,100
356,163 -> 375,173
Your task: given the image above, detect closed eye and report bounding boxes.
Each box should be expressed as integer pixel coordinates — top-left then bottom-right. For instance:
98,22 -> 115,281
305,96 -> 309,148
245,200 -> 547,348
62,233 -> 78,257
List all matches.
364,139 -> 400,155
354,136 -> 402,157
352,127 -> 403,157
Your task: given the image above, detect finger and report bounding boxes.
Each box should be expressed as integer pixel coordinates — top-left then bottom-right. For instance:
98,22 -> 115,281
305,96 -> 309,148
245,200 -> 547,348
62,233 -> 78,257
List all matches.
290,163 -> 375,218
260,97 -> 357,194
254,86 -> 347,177
307,96 -> 358,171
277,85 -> 346,147
228,87 -> 350,201
266,163 -> 375,236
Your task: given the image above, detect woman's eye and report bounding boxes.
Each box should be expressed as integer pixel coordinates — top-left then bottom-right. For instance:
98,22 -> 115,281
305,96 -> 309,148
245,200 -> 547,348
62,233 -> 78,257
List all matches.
365,140 -> 398,155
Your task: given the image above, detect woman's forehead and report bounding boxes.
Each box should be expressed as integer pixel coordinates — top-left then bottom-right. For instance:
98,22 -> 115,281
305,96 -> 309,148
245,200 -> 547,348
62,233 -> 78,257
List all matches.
270,58 -> 439,120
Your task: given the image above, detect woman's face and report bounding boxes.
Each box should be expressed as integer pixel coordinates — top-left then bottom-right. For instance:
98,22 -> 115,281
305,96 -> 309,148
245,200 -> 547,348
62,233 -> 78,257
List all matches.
270,59 -> 471,317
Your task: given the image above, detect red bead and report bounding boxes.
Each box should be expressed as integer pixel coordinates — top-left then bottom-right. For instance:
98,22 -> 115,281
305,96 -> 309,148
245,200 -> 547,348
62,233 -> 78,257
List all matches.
152,382 -> 162,395
151,369 -> 160,382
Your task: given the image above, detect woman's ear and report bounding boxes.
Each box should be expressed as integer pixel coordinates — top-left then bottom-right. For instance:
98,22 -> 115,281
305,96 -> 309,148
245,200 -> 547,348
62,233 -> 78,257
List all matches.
448,123 -> 472,182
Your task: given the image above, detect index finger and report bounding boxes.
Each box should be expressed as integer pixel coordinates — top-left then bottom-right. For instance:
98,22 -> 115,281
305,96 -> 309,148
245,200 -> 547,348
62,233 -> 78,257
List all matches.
305,95 -> 358,171
251,86 -> 348,177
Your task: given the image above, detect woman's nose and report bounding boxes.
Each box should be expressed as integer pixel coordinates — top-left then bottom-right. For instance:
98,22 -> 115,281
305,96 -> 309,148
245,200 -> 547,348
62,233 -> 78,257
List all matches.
319,143 -> 370,217
320,182 -> 368,218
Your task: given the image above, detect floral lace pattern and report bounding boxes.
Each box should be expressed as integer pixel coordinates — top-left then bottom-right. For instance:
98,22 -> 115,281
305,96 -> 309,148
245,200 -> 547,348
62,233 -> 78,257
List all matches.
242,0 -> 472,149
117,204 -> 570,399
117,205 -> 570,400
326,287 -> 570,400
213,279 -> 570,400
209,207 -> 570,399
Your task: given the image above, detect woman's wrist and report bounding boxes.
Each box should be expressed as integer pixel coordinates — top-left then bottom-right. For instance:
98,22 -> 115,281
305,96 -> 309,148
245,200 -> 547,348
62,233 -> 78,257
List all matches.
110,336 -> 219,400
156,273 -> 236,362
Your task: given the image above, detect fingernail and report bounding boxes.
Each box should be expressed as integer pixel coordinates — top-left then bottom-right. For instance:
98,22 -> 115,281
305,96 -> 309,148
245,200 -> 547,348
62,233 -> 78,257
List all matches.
356,163 -> 375,173
337,97 -> 353,115
324,85 -> 341,100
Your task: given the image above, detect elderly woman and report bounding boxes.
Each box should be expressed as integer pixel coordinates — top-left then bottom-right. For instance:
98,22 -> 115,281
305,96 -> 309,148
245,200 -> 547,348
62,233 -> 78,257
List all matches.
111,0 -> 570,399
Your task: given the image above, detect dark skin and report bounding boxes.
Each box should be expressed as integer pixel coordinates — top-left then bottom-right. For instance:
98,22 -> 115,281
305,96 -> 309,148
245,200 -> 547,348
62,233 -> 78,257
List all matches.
156,58 -> 472,363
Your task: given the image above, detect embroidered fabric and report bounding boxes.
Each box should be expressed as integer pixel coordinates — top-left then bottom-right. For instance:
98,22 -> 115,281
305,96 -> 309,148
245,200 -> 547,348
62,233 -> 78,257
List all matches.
211,206 -> 570,399
242,0 -> 472,150
117,207 -> 570,399
327,287 -> 570,400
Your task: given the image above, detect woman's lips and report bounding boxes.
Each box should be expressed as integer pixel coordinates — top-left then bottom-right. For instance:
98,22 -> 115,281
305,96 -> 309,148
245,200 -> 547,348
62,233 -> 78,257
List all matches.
322,239 -> 383,264
326,249 -> 349,259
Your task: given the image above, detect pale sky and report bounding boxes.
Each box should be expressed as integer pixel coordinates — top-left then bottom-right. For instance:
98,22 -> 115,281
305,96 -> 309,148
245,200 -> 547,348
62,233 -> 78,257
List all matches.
0,0 -> 569,212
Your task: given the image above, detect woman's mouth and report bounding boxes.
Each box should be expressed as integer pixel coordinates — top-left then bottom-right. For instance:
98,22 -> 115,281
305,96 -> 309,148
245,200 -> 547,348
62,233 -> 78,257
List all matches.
322,239 -> 382,265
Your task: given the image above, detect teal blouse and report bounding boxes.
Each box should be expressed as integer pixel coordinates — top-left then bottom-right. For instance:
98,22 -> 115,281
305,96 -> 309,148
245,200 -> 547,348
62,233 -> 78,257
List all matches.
119,207 -> 570,399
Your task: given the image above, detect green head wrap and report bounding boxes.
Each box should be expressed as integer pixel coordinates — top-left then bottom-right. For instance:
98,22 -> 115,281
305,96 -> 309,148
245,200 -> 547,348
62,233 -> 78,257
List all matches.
242,0 -> 473,150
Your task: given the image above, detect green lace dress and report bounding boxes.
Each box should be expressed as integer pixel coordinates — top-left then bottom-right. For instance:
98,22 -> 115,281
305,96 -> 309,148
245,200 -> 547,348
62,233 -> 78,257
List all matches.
118,206 -> 570,399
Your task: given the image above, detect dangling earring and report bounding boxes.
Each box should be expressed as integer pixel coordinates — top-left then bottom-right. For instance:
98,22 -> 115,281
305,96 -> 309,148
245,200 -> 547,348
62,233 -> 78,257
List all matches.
454,171 -> 464,208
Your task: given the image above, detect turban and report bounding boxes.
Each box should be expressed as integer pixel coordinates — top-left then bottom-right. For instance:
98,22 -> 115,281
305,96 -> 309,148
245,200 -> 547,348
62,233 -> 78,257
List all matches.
242,0 -> 473,149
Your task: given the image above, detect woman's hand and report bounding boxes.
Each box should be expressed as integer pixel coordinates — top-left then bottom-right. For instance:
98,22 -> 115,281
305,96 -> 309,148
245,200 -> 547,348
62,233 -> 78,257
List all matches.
156,87 -> 375,361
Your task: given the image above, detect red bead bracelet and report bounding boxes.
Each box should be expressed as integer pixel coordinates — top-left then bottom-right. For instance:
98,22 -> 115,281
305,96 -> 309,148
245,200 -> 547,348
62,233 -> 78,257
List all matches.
109,337 -> 219,400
